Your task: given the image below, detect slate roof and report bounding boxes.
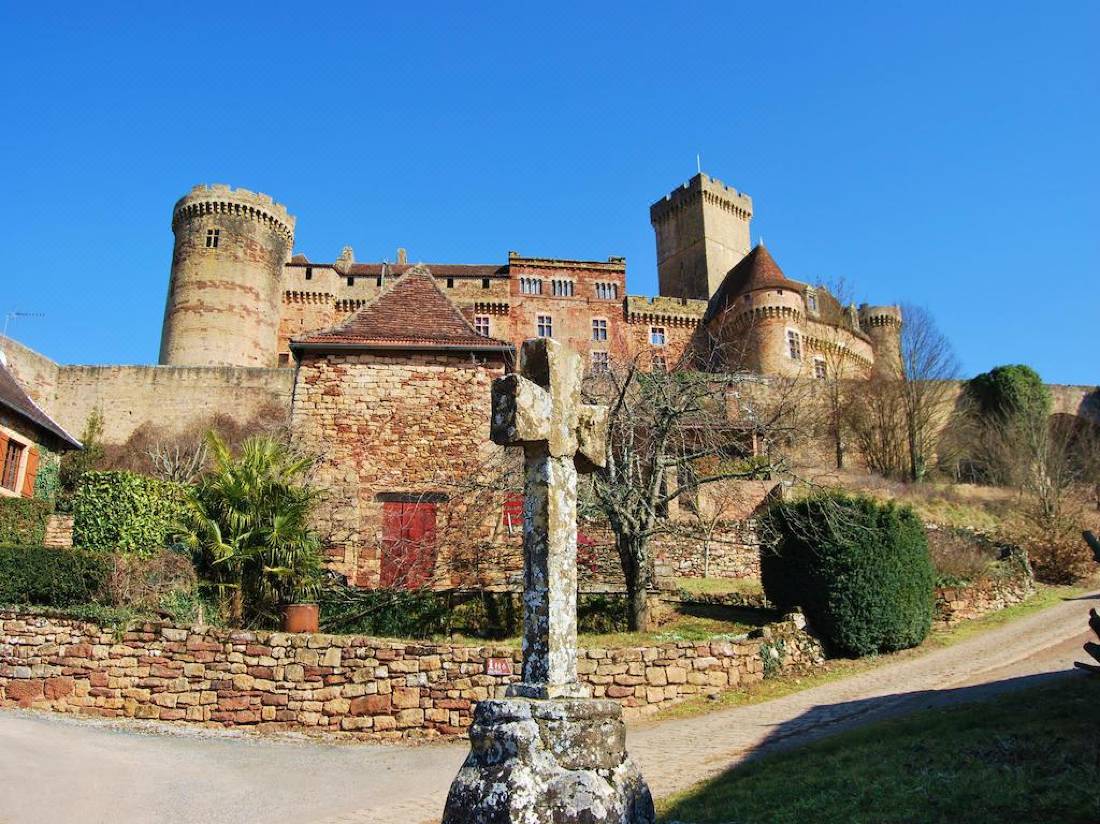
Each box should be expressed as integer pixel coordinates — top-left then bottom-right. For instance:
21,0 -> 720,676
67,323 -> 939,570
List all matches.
703,244 -> 805,324
0,360 -> 81,449
291,265 -> 514,354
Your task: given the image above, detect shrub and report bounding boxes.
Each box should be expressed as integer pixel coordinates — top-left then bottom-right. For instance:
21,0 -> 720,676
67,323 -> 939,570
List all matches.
72,470 -> 188,554
0,497 -> 53,545
101,549 -> 198,612
761,493 -> 935,657
0,545 -> 110,607
320,585 -> 452,637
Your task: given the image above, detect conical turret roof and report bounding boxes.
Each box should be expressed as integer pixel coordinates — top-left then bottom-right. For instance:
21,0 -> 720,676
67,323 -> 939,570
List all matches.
703,244 -> 804,323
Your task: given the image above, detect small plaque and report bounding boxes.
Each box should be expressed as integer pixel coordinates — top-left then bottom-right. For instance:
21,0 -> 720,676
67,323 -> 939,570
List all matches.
486,657 -> 513,676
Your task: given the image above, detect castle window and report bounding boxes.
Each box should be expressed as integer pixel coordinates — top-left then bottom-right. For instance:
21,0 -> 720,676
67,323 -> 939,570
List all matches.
474,315 -> 490,337
552,279 -> 575,297
278,353 -> 290,367
205,228 -> 220,249
652,354 -> 667,372
806,292 -> 818,313
347,276 -> 354,287
520,277 -> 543,295
650,326 -> 666,347
482,278 -> 491,289
592,318 -> 608,341
376,275 -> 383,287
595,282 -> 618,300
536,315 -> 553,338
447,277 -> 455,289
305,267 -> 313,281
787,330 -> 802,361
591,351 -> 609,373
1,439 -> 23,491
814,357 -> 827,380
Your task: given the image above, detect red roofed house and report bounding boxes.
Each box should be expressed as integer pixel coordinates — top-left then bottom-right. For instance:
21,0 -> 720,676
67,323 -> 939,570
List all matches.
289,265 -> 519,589
0,355 -> 81,499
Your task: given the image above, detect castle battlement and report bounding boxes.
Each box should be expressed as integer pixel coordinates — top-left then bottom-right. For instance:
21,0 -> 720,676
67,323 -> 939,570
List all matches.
650,173 -> 753,225
858,304 -> 903,328
172,184 -> 296,241
626,294 -> 707,327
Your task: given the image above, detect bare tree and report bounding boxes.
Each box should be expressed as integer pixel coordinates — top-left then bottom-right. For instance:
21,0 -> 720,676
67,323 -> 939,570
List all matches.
808,277 -> 860,470
581,342 -> 801,630
896,304 -> 959,482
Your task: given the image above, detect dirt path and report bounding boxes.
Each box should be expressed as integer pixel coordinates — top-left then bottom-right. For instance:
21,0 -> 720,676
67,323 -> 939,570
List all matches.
0,591 -> 1093,824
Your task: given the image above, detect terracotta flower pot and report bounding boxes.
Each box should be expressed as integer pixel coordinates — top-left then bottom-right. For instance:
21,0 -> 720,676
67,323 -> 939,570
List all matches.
282,603 -> 320,633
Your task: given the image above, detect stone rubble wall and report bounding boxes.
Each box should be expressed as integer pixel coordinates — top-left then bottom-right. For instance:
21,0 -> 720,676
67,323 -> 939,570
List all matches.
0,612 -> 822,739
42,514 -> 74,548
934,575 -> 1034,627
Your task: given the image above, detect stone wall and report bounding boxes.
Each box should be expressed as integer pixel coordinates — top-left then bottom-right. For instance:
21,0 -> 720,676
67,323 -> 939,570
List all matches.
934,574 -> 1034,626
50,365 -> 295,445
0,612 -> 822,738
42,515 -> 74,548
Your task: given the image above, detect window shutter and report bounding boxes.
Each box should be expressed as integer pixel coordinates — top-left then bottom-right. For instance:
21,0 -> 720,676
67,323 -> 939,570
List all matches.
21,446 -> 39,497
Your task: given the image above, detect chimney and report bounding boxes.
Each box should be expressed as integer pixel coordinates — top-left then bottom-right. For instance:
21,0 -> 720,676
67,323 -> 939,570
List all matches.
396,247 -> 407,265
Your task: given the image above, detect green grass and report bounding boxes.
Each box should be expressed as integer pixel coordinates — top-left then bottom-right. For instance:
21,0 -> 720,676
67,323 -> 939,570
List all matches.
675,577 -> 764,597
658,676 -> 1100,824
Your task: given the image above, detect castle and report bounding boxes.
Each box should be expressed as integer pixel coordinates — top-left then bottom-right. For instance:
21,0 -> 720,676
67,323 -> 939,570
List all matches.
0,171 -> 906,590
157,173 -> 903,380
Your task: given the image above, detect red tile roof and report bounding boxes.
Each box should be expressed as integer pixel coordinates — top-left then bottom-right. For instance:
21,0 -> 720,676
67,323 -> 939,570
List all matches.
0,360 -> 81,449
291,266 -> 514,353
704,244 -> 804,323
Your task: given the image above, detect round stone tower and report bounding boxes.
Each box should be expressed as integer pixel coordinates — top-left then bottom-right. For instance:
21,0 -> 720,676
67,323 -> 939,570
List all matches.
858,304 -> 903,378
159,184 -> 295,367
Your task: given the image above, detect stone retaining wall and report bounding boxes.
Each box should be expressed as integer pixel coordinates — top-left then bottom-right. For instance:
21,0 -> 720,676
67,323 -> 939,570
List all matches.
934,575 -> 1034,626
0,612 -> 822,739
42,514 -> 73,548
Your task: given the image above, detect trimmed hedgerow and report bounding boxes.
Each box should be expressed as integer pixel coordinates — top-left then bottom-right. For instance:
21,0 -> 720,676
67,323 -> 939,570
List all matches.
761,492 -> 934,657
0,545 -> 110,607
0,497 -> 53,545
72,471 -> 188,554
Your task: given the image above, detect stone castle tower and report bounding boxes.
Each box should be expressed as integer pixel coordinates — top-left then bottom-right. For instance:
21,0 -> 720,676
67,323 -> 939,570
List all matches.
159,184 -> 295,367
650,173 -> 753,300
859,304 -> 904,377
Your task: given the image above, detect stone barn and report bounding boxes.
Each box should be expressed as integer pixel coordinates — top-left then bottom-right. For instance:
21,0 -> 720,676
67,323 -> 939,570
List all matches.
289,265 -> 520,589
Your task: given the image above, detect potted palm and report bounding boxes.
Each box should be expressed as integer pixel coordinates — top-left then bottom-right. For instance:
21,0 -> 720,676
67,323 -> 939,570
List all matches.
182,433 -> 324,630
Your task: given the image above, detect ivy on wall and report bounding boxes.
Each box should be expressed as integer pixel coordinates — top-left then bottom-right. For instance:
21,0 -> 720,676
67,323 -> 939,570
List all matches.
33,449 -> 61,501
0,497 -> 53,545
72,471 -> 188,555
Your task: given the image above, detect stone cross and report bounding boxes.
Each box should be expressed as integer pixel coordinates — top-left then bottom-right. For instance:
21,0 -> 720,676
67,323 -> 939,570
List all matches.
491,337 -> 608,699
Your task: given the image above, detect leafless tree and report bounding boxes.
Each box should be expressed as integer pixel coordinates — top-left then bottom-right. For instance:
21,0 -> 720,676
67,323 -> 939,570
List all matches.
580,340 -> 803,630
897,304 -> 960,482
808,277 -> 861,470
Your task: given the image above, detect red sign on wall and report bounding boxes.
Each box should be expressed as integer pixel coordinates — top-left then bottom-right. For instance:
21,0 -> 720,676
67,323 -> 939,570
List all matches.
486,657 -> 513,676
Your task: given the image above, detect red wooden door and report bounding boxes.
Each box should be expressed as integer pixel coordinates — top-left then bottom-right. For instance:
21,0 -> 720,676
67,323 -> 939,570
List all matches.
380,502 -> 438,589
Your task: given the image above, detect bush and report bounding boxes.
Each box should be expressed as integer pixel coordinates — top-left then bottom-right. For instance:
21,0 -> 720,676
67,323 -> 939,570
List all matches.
0,545 -> 110,607
320,585 -> 452,637
101,549 -> 198,612
761,493 -> 935,657
0,497 -> 53,545
72,471 -> 188,554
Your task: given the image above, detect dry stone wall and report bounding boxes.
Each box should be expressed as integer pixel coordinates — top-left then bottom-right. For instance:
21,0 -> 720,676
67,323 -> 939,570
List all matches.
934,575 -> 1034,626
0,612 -> 821,738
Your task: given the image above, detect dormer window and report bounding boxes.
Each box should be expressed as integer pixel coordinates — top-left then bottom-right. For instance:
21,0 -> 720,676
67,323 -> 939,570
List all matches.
806,292 -> 818,313
205,228 -> 220,249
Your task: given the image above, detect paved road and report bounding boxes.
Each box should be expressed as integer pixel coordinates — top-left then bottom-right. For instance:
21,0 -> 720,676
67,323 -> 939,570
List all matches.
0,591 -> 1093,824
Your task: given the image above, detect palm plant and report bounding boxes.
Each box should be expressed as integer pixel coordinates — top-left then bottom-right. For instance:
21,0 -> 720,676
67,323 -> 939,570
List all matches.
180,433 -> 323,627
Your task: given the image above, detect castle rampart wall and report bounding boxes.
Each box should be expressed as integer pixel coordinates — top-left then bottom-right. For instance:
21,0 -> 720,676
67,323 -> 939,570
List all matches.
50,365 -> 294,444
0,334 -> 59,408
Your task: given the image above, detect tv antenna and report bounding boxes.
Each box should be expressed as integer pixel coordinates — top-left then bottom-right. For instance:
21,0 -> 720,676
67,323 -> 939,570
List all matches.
3,311 -> 44,338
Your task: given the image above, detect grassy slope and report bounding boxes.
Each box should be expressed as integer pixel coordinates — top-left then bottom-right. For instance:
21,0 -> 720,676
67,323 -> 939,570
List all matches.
659,676 -> 1100,824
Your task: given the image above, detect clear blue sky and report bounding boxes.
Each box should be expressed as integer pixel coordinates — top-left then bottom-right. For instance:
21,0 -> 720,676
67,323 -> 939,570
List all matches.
1,2 -> 1096,384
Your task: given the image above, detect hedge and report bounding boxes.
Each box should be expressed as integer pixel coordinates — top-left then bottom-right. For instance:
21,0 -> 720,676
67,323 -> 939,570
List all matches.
72,471 -> 188,554
0,545 -> 110,607
0,497 -> 53,545
761,493 -> 935,657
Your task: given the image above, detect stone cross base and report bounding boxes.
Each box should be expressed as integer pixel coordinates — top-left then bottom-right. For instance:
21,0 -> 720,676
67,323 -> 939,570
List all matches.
442,698 -> 655,824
